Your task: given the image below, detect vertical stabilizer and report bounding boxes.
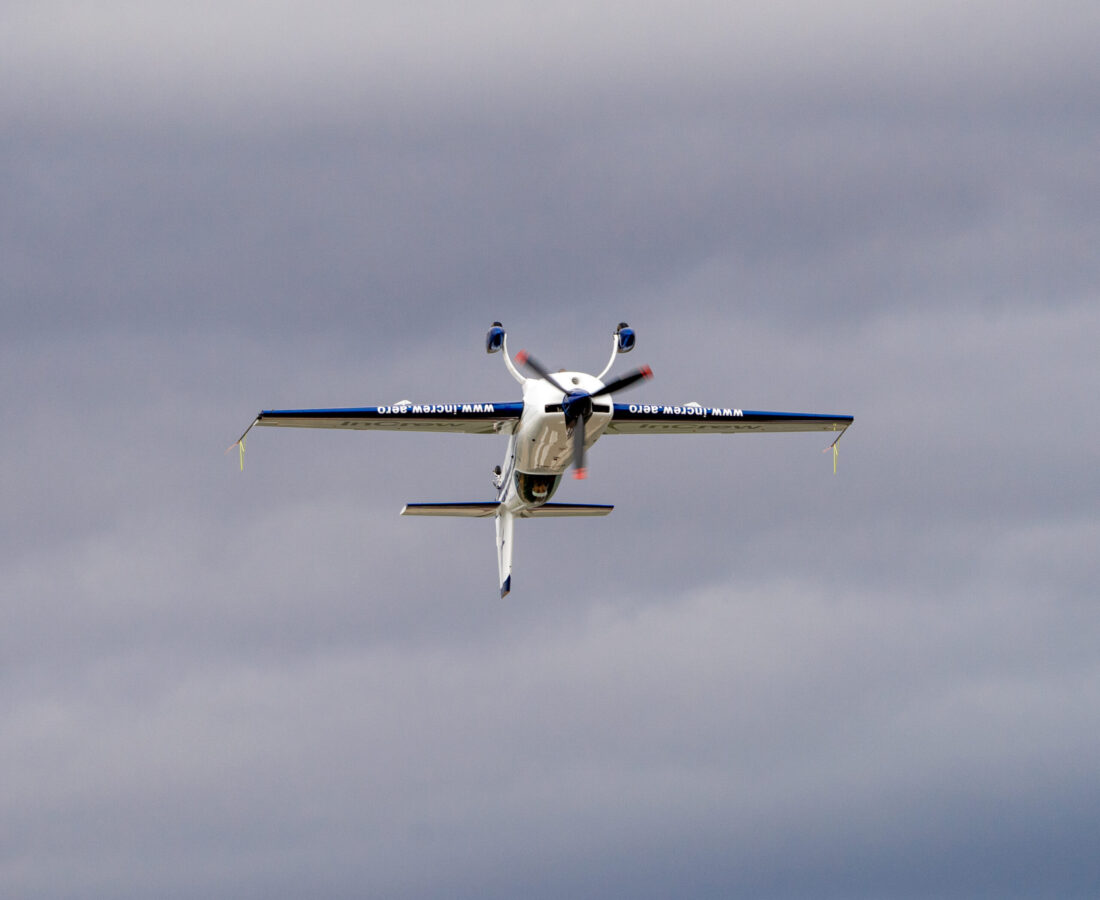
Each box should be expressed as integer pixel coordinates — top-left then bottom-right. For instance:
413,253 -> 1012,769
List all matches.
495,509 -> 514,597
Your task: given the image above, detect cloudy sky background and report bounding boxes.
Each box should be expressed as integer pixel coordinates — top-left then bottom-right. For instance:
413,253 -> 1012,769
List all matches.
4,2 -> 1099,897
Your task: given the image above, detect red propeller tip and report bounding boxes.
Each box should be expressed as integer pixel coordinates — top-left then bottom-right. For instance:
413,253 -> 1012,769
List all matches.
515,350 -> 528,364
573,468 -> 588,480
641,365 -> 653,378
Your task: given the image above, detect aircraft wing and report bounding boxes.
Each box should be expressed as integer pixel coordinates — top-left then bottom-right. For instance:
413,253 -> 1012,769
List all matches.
605,403 -> 853,434
249,401 -> 523,434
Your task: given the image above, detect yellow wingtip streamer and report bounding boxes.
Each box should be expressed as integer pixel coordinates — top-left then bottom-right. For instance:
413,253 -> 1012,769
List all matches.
229,418 -> 258,472
824,425 -> 842,474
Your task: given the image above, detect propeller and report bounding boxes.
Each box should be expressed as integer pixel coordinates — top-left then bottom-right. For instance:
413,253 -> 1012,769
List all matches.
514,349 -> 653,479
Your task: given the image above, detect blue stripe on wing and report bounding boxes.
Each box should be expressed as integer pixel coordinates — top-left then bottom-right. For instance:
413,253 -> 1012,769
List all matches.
260,401 -> 523,419
608,403 -> 852,433
254,401 -> 524,433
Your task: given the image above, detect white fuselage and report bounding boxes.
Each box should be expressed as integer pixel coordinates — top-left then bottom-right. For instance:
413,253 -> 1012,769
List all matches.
496,373 -> 613,513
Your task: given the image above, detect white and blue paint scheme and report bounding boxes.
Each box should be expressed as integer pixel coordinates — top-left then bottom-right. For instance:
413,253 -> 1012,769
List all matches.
236,323 -> 853,597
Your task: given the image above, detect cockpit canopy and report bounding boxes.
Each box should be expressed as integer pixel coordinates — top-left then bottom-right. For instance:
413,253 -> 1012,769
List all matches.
514,471 -> 561,505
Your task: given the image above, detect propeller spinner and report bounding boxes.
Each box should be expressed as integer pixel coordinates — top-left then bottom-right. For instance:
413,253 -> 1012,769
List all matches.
514,349 -> 652,478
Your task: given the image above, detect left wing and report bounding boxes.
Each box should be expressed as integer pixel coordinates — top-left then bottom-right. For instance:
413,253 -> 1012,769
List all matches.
249,401 -> 523,434
605,403 -> 853,434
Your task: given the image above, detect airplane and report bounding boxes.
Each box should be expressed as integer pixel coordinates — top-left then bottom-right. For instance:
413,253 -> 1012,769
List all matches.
234,322 -> 852,597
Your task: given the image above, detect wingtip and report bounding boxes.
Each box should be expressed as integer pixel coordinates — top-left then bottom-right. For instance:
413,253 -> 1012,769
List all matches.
500,576 -> 511,598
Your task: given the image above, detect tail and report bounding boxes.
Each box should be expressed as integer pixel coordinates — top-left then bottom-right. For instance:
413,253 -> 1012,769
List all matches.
399,501 -> 513,597
400,501 -> 612,597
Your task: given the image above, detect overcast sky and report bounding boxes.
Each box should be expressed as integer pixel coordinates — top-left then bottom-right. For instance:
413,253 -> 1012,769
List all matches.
3,2 -> 1099,897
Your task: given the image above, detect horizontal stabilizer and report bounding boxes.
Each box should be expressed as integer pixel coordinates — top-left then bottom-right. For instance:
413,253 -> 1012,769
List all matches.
401,502 -> 612,519
520,503 -> 613,518
401,502 -> 500,517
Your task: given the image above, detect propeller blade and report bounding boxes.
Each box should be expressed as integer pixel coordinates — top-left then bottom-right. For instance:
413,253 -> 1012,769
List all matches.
514,350 -> 569,395
572,414 -> 588,479
512,350 -> 651,482
590,365 -> 653,397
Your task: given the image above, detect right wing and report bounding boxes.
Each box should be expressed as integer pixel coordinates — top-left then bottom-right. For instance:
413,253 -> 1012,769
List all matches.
605,403 -> 853,435
231,402 -> 523,466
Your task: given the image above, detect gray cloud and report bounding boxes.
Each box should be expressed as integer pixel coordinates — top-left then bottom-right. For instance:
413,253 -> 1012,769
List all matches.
3,2 -> 1099,897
